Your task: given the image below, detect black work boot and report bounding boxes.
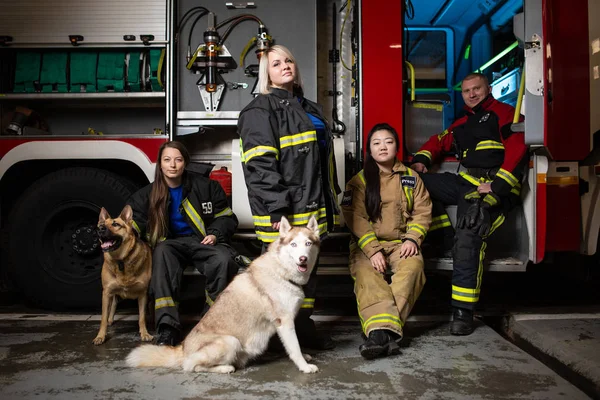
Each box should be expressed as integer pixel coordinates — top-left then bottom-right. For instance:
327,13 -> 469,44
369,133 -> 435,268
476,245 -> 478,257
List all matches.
154,324 -> 182,346
295,316 -> 336,350
450,307 -> 475,336
359,330 -> 400,360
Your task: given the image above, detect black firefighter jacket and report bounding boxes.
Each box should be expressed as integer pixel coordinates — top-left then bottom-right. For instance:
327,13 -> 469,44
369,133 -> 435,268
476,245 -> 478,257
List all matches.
237,87 -> 341,243
127,170 -> 238,245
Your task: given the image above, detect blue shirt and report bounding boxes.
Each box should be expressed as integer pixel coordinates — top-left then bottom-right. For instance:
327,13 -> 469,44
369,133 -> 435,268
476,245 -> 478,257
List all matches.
168,186 -> 193,236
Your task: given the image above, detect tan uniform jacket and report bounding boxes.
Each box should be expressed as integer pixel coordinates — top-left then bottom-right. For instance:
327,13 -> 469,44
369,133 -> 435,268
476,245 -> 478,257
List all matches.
341,160 -> 432,259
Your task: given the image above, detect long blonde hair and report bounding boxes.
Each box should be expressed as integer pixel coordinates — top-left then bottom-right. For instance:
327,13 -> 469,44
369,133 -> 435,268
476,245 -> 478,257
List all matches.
147,141 -> 191,246
257,45 -> 304,95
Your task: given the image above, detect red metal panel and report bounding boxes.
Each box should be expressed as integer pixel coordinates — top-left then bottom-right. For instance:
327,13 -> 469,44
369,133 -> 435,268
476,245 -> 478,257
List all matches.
545,185 -> 581,252
360,0 -> 404,159
0,137 -> 167,162
543,0 -> 590,161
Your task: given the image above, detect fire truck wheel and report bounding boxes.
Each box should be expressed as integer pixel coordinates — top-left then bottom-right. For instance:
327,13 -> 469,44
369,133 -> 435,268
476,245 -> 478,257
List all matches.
7,167 -> 139,310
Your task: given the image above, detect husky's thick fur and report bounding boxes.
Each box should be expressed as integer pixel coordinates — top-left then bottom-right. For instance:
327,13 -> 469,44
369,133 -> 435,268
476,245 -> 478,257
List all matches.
93,205 -> 153,345
126,216 -> 321,373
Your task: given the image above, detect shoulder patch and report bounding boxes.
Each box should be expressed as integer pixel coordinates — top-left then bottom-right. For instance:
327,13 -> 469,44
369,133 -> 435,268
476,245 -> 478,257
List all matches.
401,176 -> 416,189
341,190 -> 353,206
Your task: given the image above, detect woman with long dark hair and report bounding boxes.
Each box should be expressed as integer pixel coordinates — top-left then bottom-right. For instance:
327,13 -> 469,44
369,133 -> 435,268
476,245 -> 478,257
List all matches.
128,141 -> 240,346
341,123 -> 432,359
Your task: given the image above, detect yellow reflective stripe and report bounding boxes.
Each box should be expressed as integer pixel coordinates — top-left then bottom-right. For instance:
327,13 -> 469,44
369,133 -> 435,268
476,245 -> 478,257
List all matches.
429,214 -> 452,231
451,285 -> 480,303
511,183 -> 522,196
214,207 -> 233,218
131,220 -> 141,235
380,239 -> 403,244
358,170 -> 366,185
477,242 -> 487,290
333,214 -> 340,225
403,169 -> 414,212
407,223 -> 427,238
182,199 -> 206,236
280,130 -> 317,148
363,313 -> 404,332
289,208 -> 327,225
243,145 -> 279,163
483,194 -> 498,207
464,191 -> 481,200
358,232 -> 377,249
486,214 -> 505,238
475,140 -> 504,151
252,215 -> 272,227
301,298 -> 315,309
205,290 -> 214,306
415,150 -> 432,160
256,231 -> 279,242
154,297 -> 176,310
497,168 -> 519,187
459,171 -> 483,186
438,129 -> 449,140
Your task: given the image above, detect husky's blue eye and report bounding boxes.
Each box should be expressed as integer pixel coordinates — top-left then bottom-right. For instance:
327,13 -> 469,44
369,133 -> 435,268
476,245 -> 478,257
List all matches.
306,241 -> 312,246
291,242 -> 297,247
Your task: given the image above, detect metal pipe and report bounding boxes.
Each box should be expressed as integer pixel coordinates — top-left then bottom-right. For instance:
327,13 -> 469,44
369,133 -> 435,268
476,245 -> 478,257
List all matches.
405,61 -> 415,101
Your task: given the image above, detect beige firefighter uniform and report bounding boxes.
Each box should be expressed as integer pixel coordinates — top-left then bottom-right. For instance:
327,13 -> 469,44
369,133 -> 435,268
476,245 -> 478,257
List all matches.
341,160 -> 432,339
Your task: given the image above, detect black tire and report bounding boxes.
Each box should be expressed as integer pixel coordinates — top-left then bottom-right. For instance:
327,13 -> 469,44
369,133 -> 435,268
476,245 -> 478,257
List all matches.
7,167 -> 140,310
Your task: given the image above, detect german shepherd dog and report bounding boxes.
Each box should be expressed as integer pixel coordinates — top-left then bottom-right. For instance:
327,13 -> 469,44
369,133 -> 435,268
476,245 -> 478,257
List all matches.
92,205 -> 153,345
126,216 -> 320,373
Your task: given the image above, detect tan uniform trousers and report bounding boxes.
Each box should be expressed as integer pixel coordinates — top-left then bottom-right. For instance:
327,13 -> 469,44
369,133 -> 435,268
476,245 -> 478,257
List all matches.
350,241 -> 426,339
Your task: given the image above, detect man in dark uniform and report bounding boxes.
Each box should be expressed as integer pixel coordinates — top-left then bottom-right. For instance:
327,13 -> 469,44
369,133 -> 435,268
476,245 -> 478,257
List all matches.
411,72 -> 527,335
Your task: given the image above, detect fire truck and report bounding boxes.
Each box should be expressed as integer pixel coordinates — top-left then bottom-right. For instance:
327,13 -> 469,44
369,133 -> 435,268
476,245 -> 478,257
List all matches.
0,0 -> 598,309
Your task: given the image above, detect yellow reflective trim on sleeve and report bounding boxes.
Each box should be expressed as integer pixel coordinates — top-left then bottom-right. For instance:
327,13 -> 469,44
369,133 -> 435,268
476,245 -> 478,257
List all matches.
438,129 -> 449,140
483,194 -> 498,207
475,140 -> 505,151
252,215 -> 272,227
214,207 -> 234,218
280,131 -> 317,149
407,223 -> 427,238
154,296 -> 177,310
415,150 -> 432,160
182,198 -> 206,236
358,231 -> 377,249
464,191 -> 481,200
496,168 -> 519,187
243,145 -> 280,163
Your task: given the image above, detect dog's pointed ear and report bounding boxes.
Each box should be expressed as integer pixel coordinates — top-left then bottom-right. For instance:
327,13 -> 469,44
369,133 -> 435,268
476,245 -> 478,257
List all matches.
99,207 -> 110,224
119,205 -> 133,222
307,216 -> 319,234
279,216 -> 292,235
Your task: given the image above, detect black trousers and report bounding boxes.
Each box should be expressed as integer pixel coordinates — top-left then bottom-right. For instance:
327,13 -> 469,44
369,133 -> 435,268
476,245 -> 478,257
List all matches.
420,172 -> 517,310
151,236 -> 239,330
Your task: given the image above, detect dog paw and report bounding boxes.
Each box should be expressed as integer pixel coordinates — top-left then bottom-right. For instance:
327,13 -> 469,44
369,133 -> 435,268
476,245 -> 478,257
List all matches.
140,332 -> 153,342
302,353 -> 312,362
299,363 -> 319,373
107,319 -> 114,326
211,365 -> 236,374
92,336 -> 106,345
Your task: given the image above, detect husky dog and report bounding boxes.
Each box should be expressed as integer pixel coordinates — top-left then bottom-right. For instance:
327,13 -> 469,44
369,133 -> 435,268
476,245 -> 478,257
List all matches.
126,216 -> 321,373
93,205 -> 153,345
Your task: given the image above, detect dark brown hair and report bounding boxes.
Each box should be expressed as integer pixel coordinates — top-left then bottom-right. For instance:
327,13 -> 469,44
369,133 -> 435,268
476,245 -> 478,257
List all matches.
363,123 -> 399,222
147,141 -> 191,246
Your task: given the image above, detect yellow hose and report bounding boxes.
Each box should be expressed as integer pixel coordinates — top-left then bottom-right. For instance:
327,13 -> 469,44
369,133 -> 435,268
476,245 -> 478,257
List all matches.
405,61 -> 415,101
513,68 -> 525,123
239,36 -> 257,67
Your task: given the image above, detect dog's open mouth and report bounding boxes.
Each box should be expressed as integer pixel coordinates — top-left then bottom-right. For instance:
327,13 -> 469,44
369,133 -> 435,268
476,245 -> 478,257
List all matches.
99,236 -> 122,252
297,263 -> 308,273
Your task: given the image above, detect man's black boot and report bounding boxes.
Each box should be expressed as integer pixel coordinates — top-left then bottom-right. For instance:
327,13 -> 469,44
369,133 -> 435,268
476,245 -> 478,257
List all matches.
154,324 -> 182,346
450,307 -> 475,336
359,330 -> 400,360
295,316 -> 336,350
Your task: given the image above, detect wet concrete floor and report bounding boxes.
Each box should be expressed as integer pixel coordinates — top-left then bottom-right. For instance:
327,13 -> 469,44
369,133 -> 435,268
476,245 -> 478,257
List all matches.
0,313 -> 590,400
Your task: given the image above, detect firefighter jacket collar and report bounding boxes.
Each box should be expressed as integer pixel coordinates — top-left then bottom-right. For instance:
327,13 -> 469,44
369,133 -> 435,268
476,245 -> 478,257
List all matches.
463,94 -> 496,115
